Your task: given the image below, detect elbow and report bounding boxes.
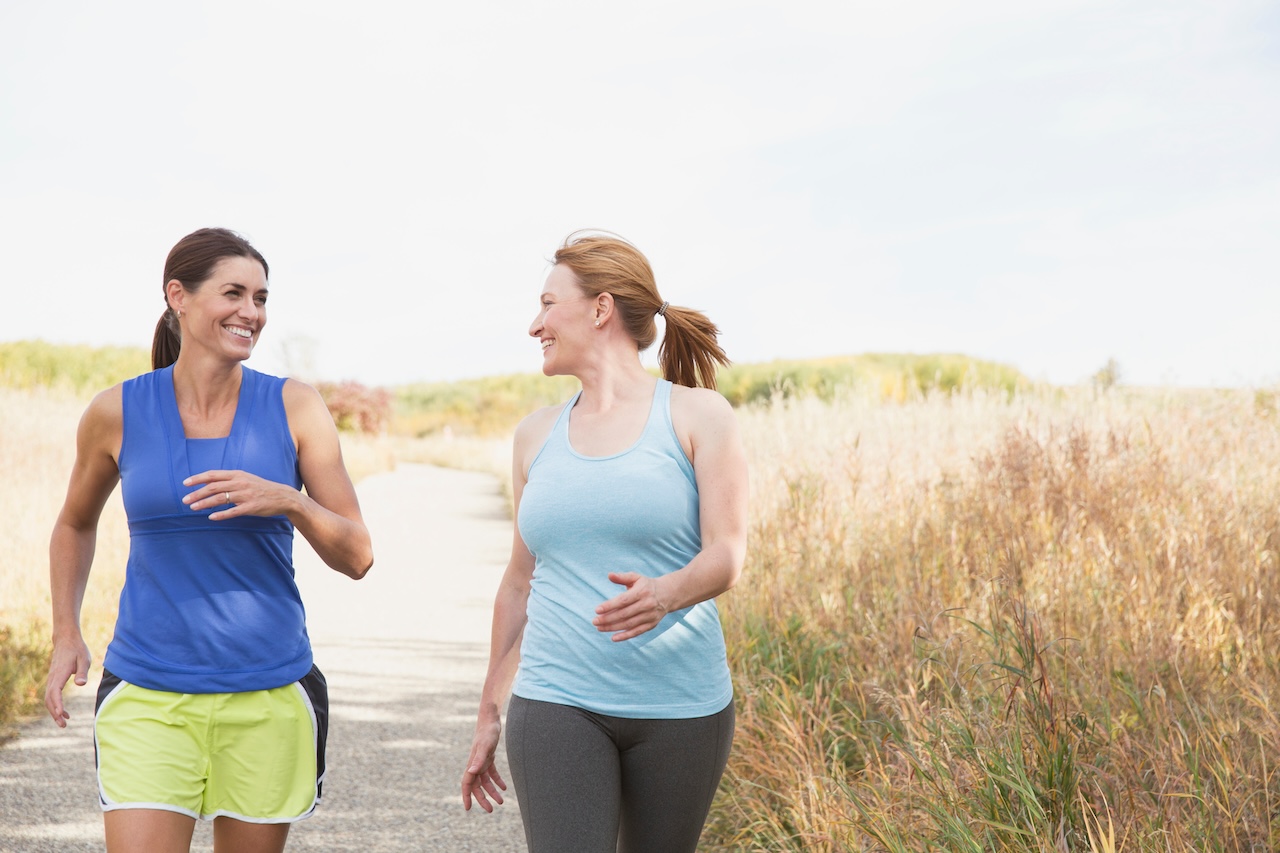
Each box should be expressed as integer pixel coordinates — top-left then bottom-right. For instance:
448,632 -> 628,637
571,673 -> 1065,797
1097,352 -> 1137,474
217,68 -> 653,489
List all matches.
722,564 -> 743,593
347,551 -> 374,580
722,543 -> 746,593
339,537 -> 374,580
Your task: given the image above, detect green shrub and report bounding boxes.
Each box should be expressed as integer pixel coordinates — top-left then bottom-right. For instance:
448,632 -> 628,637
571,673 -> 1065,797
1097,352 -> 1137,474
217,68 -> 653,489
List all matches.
718,353 -> 1029,406
0,340 -> 149,394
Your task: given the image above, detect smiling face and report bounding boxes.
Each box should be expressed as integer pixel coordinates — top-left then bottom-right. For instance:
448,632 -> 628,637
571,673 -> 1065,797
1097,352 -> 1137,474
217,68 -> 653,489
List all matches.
529,264 -> 594,377
169,255 -> 269,363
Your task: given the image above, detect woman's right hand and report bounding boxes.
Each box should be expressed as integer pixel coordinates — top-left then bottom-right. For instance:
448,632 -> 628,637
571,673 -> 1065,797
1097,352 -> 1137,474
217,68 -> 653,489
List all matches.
44,634 -> 92,728
461,715 -> 508,813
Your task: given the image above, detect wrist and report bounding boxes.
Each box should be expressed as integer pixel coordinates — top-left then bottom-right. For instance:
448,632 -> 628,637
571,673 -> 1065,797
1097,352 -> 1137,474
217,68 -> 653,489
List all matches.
51,626 -> 85,645
476,698 -> 504,722
282,487 -> 311,525
653,575 -> 674,614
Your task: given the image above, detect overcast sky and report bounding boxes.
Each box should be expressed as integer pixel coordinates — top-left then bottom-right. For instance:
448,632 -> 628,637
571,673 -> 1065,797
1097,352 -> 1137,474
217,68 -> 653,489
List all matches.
2,1 -> 1276,388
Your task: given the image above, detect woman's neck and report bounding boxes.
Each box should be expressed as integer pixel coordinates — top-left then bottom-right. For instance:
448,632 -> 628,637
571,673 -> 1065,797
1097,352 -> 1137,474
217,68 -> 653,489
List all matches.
574,356 -> 656,413
171,354 -> 243,418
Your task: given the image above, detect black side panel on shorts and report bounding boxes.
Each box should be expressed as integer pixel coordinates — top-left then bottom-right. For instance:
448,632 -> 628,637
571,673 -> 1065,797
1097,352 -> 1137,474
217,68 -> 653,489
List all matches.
95,668 -> 123,713
94,668 -> 124,805
299,664 -> 329,799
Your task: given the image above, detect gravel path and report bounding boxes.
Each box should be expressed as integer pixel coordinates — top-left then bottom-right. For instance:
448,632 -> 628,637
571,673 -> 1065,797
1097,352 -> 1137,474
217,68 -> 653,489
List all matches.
0,463 -> 527,852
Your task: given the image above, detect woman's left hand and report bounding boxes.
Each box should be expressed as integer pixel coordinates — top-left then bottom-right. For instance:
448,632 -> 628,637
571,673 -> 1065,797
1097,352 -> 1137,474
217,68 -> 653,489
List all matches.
182,469 -> 300,521
593,572 -> 670,642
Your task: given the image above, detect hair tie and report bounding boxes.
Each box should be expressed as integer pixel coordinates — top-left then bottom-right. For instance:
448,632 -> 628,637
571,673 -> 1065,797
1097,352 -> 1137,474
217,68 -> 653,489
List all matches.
656,301 -> 669,317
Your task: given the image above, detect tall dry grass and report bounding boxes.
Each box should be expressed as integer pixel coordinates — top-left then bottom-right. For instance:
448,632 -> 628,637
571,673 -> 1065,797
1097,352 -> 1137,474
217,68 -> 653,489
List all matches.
0,387 -> 131,727
0,388 -> 131,638
710,386 -> 1280,851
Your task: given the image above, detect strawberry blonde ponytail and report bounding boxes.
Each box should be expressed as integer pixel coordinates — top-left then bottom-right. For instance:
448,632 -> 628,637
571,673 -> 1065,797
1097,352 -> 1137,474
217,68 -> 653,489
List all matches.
553,232 -> 729,389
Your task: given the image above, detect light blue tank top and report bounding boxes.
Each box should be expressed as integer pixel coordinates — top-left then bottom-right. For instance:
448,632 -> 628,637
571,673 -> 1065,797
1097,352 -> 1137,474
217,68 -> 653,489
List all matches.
513,380 -> 733,718
104,365 -> 311,693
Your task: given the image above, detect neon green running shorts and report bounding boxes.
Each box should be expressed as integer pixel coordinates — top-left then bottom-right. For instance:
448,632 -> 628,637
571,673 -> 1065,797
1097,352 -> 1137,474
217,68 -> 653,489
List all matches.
93,666 -> 328,823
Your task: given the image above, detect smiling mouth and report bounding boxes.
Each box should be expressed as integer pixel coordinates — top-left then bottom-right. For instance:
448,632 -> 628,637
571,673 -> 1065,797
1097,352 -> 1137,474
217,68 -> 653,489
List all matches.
225,326 -> 253,339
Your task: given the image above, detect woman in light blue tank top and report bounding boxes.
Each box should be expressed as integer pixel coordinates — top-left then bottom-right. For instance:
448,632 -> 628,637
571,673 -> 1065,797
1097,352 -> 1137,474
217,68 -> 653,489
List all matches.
44,228 -> 374,853
462,232 -> 749,852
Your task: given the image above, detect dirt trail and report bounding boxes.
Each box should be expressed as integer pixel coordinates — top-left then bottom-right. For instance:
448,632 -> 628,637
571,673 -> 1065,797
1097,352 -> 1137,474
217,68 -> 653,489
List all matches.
0,463 -> 526,852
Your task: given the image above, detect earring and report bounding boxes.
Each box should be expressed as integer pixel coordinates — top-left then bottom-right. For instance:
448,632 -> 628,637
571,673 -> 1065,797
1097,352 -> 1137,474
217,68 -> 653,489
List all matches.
594,320 -> 600,327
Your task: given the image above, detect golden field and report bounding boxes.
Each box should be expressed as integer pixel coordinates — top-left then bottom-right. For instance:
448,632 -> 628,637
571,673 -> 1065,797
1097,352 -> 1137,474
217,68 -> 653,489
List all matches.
2,341 -> 1278,849
710,386 -> 1280,851
0,387 -> 126,728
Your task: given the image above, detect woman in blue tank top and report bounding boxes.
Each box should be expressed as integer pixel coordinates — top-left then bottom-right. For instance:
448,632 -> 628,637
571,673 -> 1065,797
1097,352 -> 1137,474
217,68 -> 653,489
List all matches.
43,228 -> 374,853
461,232 -> 749,852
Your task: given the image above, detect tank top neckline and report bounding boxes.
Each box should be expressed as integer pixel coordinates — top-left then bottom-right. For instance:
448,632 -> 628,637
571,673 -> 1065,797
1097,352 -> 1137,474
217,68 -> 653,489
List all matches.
560,379 -> 668,462
161,364 -> 251,440
156,365 -> 259,498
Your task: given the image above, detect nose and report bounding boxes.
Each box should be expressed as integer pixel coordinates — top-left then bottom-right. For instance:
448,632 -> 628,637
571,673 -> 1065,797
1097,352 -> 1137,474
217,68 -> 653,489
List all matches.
238,295 -> 260,322
529,311 -> 543,338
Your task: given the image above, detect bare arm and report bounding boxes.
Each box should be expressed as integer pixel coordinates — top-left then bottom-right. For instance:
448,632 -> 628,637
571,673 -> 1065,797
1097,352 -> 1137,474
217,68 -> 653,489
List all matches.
182,380 -> 373,579
461,407 -> 556,812
593,387 -> 748,641
45,387 -> 123,727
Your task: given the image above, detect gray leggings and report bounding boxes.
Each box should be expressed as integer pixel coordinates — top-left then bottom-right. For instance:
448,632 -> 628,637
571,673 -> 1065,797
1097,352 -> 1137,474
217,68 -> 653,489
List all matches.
505,695 -> 735,853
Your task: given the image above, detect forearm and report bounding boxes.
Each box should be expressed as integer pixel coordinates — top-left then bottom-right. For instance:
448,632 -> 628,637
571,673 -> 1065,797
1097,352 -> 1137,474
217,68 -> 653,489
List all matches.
49,523 -> 95,640
655,538 -> 745,613
476,583 -> 528,721
287,492 -> 373,579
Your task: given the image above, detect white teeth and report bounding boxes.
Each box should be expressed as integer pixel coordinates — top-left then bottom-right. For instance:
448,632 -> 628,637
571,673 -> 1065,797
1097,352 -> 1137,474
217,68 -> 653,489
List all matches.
541,339 -> 553,350
226,326 -> 252,339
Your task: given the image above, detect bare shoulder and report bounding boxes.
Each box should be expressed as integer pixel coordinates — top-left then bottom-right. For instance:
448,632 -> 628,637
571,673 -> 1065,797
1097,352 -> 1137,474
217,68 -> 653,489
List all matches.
511,403 -> 563,477
81,383 -> 124,434
281,377 -> 326,410
86,383 -> 124,418
280,378 -> 337,451
58,384 -> 126,518
74,383 -> 125,464
514,404 -> 562,452
281,378 -> 332,424
670,384 -> 736,427
669,384 -> 739,465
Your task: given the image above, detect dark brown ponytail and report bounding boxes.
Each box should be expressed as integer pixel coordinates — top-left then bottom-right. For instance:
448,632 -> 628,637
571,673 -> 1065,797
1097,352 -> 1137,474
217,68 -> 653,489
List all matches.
151,307 -> 181,371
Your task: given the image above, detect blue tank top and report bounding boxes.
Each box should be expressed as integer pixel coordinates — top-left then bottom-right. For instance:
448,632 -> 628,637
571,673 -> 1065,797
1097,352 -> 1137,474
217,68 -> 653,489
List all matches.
513,380 -> 733,718
103,365 -> 311,694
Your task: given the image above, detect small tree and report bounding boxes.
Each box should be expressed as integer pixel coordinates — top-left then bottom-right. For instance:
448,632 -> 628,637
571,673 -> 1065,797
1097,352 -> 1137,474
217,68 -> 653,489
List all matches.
1092,358 -> 1121,393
